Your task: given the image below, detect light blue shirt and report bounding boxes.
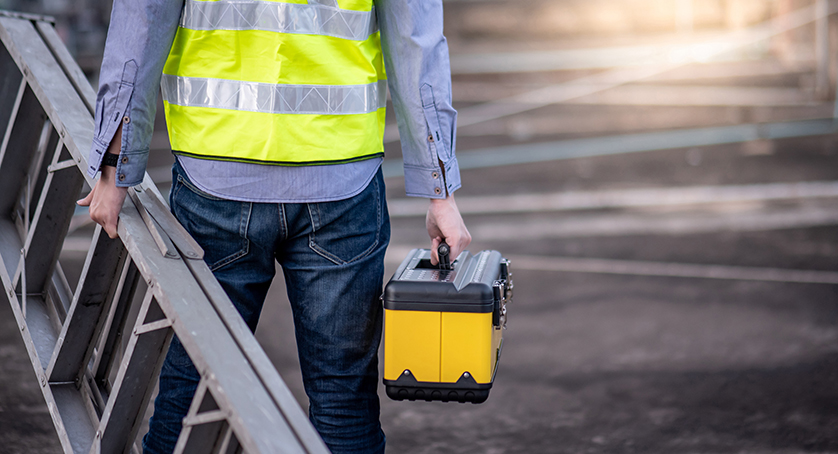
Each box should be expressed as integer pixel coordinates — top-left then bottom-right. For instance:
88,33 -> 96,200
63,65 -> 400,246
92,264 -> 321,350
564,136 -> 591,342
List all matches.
86,0 -> 461,202
177,155 -> 383,203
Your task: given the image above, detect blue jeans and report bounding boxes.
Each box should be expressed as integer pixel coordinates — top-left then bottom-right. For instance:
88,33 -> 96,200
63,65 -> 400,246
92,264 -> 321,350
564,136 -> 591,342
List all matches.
142,160 -> 389,453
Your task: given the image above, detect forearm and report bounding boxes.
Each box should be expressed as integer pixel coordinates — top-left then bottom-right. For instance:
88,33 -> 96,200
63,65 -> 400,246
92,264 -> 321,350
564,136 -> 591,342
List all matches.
87,0 -> 184,186
376,0 -> 462,198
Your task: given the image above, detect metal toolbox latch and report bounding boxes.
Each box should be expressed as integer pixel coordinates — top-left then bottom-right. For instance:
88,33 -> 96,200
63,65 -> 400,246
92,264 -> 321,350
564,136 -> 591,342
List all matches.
492,279 -> 508,329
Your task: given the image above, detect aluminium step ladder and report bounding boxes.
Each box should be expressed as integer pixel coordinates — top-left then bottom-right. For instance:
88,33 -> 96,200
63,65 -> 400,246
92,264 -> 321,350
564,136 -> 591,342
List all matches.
0,10 -> 328,454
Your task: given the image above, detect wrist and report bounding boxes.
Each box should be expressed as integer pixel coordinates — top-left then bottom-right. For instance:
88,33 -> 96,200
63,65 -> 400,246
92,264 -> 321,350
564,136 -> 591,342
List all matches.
430,194 -> 456,205
99,164 -> 117,182
100,151 -> 119,169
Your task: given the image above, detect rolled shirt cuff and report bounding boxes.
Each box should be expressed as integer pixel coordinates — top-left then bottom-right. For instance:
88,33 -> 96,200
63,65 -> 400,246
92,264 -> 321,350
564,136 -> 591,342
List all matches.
403,156 -> 461,198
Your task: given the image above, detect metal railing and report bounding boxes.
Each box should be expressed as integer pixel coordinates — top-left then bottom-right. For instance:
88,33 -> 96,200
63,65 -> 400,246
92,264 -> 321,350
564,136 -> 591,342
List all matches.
0,11 -> 329,454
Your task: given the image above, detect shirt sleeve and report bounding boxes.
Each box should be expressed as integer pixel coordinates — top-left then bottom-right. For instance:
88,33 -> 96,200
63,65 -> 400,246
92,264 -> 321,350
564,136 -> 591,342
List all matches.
375,0 -> 461,199
86,0 -> 183,187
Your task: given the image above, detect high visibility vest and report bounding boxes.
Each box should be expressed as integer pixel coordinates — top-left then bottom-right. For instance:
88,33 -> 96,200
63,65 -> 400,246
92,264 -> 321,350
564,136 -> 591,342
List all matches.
161,0 -> 386,166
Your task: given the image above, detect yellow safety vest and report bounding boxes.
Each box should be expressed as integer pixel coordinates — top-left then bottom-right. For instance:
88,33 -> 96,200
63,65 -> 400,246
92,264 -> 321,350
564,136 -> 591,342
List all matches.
162,0 -> 386,165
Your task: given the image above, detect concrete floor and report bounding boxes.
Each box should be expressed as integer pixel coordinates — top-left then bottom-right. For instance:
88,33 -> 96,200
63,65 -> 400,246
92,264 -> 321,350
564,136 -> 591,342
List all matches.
257,129 -> 838,453
4,134 -> 838,454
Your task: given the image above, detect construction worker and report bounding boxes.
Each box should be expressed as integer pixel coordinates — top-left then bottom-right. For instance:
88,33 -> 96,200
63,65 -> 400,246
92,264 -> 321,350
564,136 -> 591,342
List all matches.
77,0 -> 470,452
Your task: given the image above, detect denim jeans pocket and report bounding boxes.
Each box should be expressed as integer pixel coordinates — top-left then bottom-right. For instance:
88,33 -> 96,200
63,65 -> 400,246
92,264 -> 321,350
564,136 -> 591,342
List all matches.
172,171 -> 251,271
307,174 -> 382,265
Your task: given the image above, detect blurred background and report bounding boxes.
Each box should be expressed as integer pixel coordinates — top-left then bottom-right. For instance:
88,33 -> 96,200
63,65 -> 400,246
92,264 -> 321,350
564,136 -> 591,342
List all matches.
2,0 -> 838,452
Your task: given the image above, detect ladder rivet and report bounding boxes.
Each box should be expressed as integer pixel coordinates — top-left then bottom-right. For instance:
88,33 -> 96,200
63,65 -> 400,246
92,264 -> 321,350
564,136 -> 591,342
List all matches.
59,129 -> 65,137
40,375 -> 45,386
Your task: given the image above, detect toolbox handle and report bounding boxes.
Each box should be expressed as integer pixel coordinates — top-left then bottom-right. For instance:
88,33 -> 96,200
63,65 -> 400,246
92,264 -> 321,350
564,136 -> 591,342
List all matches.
438,241 -> 452,270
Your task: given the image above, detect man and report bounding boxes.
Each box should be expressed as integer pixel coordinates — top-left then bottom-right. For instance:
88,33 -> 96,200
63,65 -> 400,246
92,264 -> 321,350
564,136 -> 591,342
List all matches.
78,0 -> 470,453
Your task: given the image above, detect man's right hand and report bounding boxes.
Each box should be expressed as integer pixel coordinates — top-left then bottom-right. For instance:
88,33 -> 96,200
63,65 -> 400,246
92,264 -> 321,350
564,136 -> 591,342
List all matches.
77,163 -> 128,239
425,194 -> 471,266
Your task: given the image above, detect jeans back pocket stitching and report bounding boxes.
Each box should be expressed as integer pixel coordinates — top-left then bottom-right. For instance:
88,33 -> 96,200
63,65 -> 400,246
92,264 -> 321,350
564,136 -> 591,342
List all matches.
172,173 -> 251,272
210,239 -> 250,272
307,180 -> 381,266
309,241 -> 346,266
211,198 -> 251,271
306,202 -> 346,265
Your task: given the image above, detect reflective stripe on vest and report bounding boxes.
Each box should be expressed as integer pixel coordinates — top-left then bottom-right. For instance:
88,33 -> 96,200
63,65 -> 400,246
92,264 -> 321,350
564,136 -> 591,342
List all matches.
180,0 -> 378,41
163,0 -> 386,166
161,75 -> 387,115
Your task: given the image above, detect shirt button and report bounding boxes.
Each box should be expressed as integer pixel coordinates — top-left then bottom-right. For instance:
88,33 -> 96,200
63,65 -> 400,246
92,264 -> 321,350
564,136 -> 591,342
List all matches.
118,174 -> 126,182
432,171 -> 439,179
121,156 -> 129,164
428,134 -> 434,142
434,187 -> 442,195
123,116 -> 130,124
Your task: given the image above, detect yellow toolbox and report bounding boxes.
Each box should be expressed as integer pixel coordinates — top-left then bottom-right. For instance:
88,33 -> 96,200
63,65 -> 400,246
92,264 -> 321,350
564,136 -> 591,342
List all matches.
383,247 -> 512,403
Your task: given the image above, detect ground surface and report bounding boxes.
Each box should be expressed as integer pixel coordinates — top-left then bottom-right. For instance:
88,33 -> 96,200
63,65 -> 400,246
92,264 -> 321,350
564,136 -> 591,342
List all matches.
262,121 -> 838,453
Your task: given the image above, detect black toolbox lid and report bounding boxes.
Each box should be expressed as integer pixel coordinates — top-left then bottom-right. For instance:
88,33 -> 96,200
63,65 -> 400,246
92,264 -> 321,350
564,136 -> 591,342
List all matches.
383,249 -> 504,313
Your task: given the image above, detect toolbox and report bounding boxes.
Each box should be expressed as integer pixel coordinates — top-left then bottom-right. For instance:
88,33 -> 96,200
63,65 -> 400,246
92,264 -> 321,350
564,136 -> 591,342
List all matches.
383,246 -> 512,404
